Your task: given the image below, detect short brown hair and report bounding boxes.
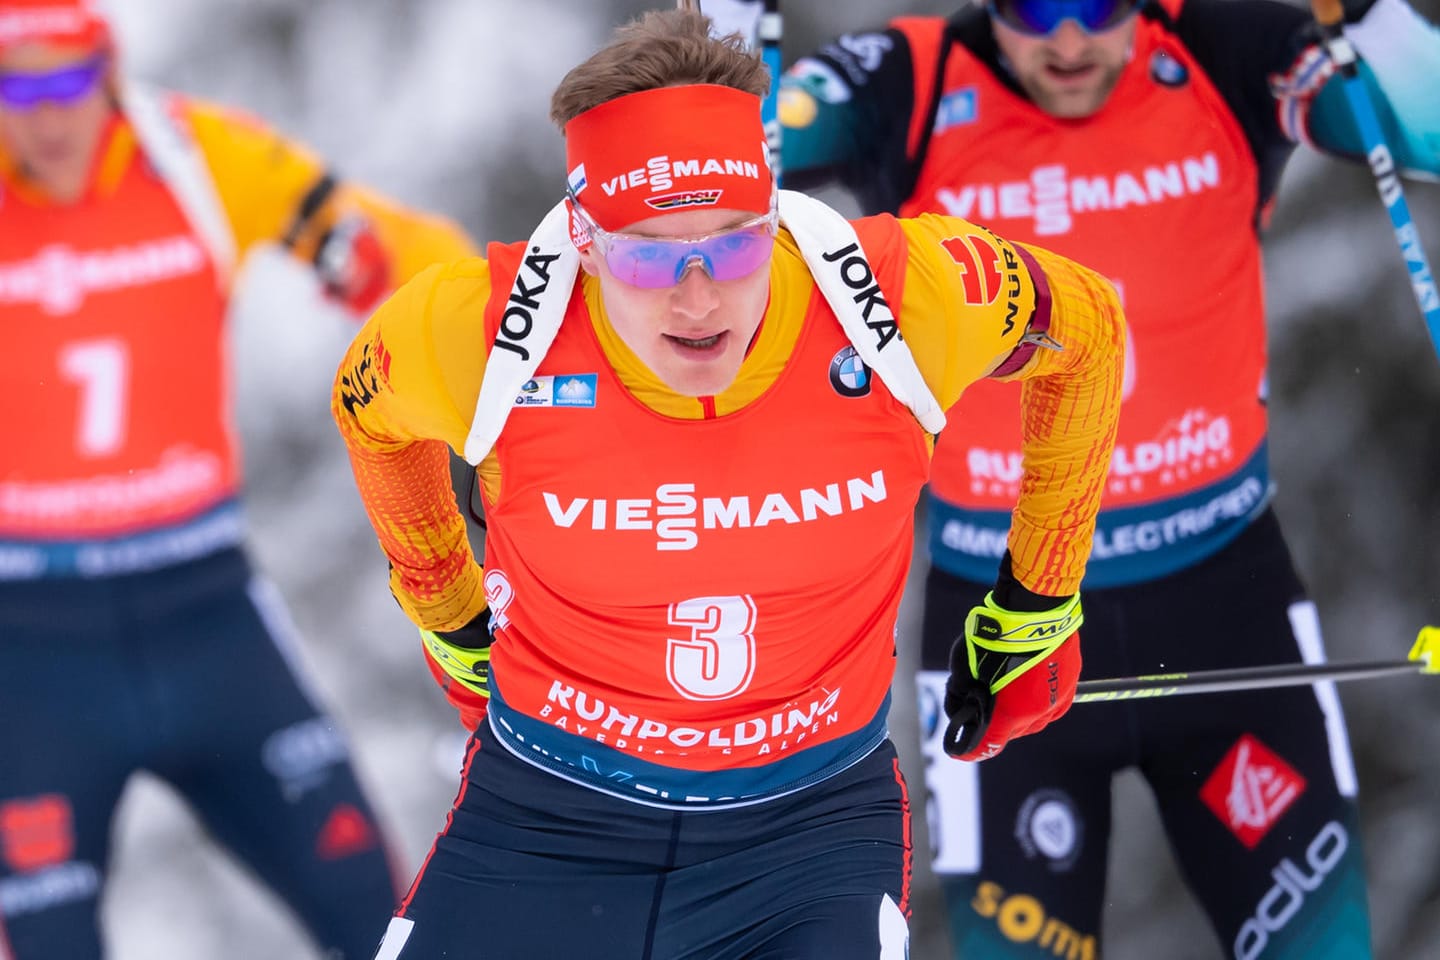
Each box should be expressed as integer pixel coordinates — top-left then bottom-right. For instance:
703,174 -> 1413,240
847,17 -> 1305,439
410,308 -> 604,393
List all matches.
550,9 -> 770,130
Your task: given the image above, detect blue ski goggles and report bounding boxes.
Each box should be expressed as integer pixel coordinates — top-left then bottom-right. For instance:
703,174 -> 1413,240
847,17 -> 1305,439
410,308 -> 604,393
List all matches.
988,0 -> 1141,36
0,57 -> 107,110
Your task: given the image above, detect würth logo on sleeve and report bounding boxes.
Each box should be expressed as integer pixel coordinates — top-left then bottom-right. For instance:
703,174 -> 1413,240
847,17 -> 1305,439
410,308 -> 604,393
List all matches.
1200,734 -> 1307,849
941,234 -> 1004,307
338,334 -> 393,415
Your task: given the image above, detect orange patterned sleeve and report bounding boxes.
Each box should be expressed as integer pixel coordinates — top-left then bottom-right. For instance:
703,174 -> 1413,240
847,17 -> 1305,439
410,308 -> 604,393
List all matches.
999,243 -> 1125,597
894,215 -> 1125,598
331,260 -> 494,631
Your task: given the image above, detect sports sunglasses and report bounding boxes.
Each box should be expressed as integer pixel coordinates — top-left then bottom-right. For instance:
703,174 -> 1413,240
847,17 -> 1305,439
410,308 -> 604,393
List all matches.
0,56 -> 108,110
569,193 -> 779,290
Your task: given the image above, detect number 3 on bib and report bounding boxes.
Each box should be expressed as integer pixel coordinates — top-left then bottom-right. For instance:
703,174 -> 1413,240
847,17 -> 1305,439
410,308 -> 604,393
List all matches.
666,595 -> 758,701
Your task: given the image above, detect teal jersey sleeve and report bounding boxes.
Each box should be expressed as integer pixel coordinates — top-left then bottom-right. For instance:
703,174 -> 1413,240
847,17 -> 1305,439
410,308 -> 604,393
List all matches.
1307,0 -> 1440,179
778,66 -> 872,181
776,29 -> 929,214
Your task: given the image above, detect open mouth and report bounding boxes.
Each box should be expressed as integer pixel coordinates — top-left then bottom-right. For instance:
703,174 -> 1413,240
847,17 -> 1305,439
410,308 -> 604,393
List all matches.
1046,62 -> 1098,81
665,332 -> 726,352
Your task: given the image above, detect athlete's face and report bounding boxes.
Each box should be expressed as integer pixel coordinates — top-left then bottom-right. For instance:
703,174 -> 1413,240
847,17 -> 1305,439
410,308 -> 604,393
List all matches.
580,207 -> 774,398
991,16 -> 1137,119
0,43 -> 113,203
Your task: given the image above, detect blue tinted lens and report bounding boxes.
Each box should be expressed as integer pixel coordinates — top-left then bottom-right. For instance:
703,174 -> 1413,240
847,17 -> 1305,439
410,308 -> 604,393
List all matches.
992,0 -> 1135,34
0,59 -> 105,109
599,223 -> 776,289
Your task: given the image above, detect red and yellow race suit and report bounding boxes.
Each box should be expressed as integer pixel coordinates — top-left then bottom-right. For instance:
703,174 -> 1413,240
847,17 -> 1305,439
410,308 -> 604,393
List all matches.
1,92 -> 473,577
335,214 -> 1123,805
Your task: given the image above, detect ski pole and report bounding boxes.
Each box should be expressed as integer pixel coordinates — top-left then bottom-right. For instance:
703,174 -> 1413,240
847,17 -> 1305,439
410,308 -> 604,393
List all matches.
694,0 -> 783,185
1311,0 -> 1440,356
759,0 -> 783,187
1072,625 -> 1439,703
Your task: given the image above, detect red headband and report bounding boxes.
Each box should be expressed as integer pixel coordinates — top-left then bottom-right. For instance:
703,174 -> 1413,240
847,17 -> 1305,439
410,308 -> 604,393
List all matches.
0,0 -> 110,52
564,84 -> 772,245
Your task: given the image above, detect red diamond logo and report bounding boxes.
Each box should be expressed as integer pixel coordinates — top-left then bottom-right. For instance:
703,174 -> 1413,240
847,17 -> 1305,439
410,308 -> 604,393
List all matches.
0,794 -> 76,872
1200,734 -> 1307,849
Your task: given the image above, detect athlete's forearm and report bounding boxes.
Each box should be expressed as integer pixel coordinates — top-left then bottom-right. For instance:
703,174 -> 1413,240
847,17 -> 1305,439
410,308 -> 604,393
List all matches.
1001,245 -> 1126,598
330,279 -> 490,632
333,405 -> 487,632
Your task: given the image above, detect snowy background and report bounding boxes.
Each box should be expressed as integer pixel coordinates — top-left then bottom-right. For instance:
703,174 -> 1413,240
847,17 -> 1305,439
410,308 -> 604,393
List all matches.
87,0 -> 1439,957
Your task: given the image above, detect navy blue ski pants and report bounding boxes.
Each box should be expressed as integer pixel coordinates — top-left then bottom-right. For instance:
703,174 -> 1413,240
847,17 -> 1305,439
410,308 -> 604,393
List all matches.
375,720 -> 913,960
0,548 -> 399,958
915,510 -> 1373,959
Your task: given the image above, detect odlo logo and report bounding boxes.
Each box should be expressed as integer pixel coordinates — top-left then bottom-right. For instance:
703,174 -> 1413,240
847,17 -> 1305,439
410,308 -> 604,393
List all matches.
1234,820 -> 1349,960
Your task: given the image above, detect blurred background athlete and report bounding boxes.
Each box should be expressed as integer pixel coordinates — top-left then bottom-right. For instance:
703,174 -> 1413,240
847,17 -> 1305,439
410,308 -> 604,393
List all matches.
779,0 -> 1440,955
0,0 -> 475,956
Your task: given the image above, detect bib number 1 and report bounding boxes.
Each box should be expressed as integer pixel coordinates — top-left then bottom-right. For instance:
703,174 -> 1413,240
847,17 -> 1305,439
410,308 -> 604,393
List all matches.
59,338 -> 130,458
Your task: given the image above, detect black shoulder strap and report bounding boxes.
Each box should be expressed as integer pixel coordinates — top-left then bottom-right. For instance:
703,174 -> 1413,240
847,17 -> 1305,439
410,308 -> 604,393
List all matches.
902,16 -> 963,197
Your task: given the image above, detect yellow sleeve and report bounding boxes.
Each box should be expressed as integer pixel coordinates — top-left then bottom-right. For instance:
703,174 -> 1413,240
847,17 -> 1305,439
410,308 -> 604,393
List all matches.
332,258 -> 495,631
895,214 -> 1126,598
893,214 -> 1037,407
182,98 -> 476,279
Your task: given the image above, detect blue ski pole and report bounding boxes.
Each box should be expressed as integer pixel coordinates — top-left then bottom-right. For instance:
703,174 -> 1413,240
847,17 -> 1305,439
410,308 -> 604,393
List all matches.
692,0 -> 783,185
758,0 -> 783,187
1312,0 -> 1440,357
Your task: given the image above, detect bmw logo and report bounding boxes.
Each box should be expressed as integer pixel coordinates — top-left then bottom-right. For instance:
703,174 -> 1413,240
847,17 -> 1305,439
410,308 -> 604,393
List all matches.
829,346 -> 871,398
1150,51 -> 1189,88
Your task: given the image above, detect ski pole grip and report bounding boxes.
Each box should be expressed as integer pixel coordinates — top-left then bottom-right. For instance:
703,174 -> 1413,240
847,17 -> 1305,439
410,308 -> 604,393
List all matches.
1411,626 -> 1440,675
1311,0 -> 1344,27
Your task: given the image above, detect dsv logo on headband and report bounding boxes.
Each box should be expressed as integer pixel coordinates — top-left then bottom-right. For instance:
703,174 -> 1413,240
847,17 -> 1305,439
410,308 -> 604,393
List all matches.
646,189 -> 724,211
601,155 -> 765,197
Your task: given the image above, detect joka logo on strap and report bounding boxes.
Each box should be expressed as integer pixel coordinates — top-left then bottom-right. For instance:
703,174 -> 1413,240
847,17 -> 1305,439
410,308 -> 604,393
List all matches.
1200,734 -> 1307,849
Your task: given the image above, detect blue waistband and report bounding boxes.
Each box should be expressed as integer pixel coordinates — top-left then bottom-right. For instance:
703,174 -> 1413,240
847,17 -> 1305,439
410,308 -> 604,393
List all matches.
927,446 -> 1273,589
485,683 -> 891,810
0,500 -> 246,581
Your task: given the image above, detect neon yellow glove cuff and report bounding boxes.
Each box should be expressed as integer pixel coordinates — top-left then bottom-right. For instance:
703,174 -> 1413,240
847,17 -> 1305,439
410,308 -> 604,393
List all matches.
964,592 -> 1084,695
420,628 -> 491,698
